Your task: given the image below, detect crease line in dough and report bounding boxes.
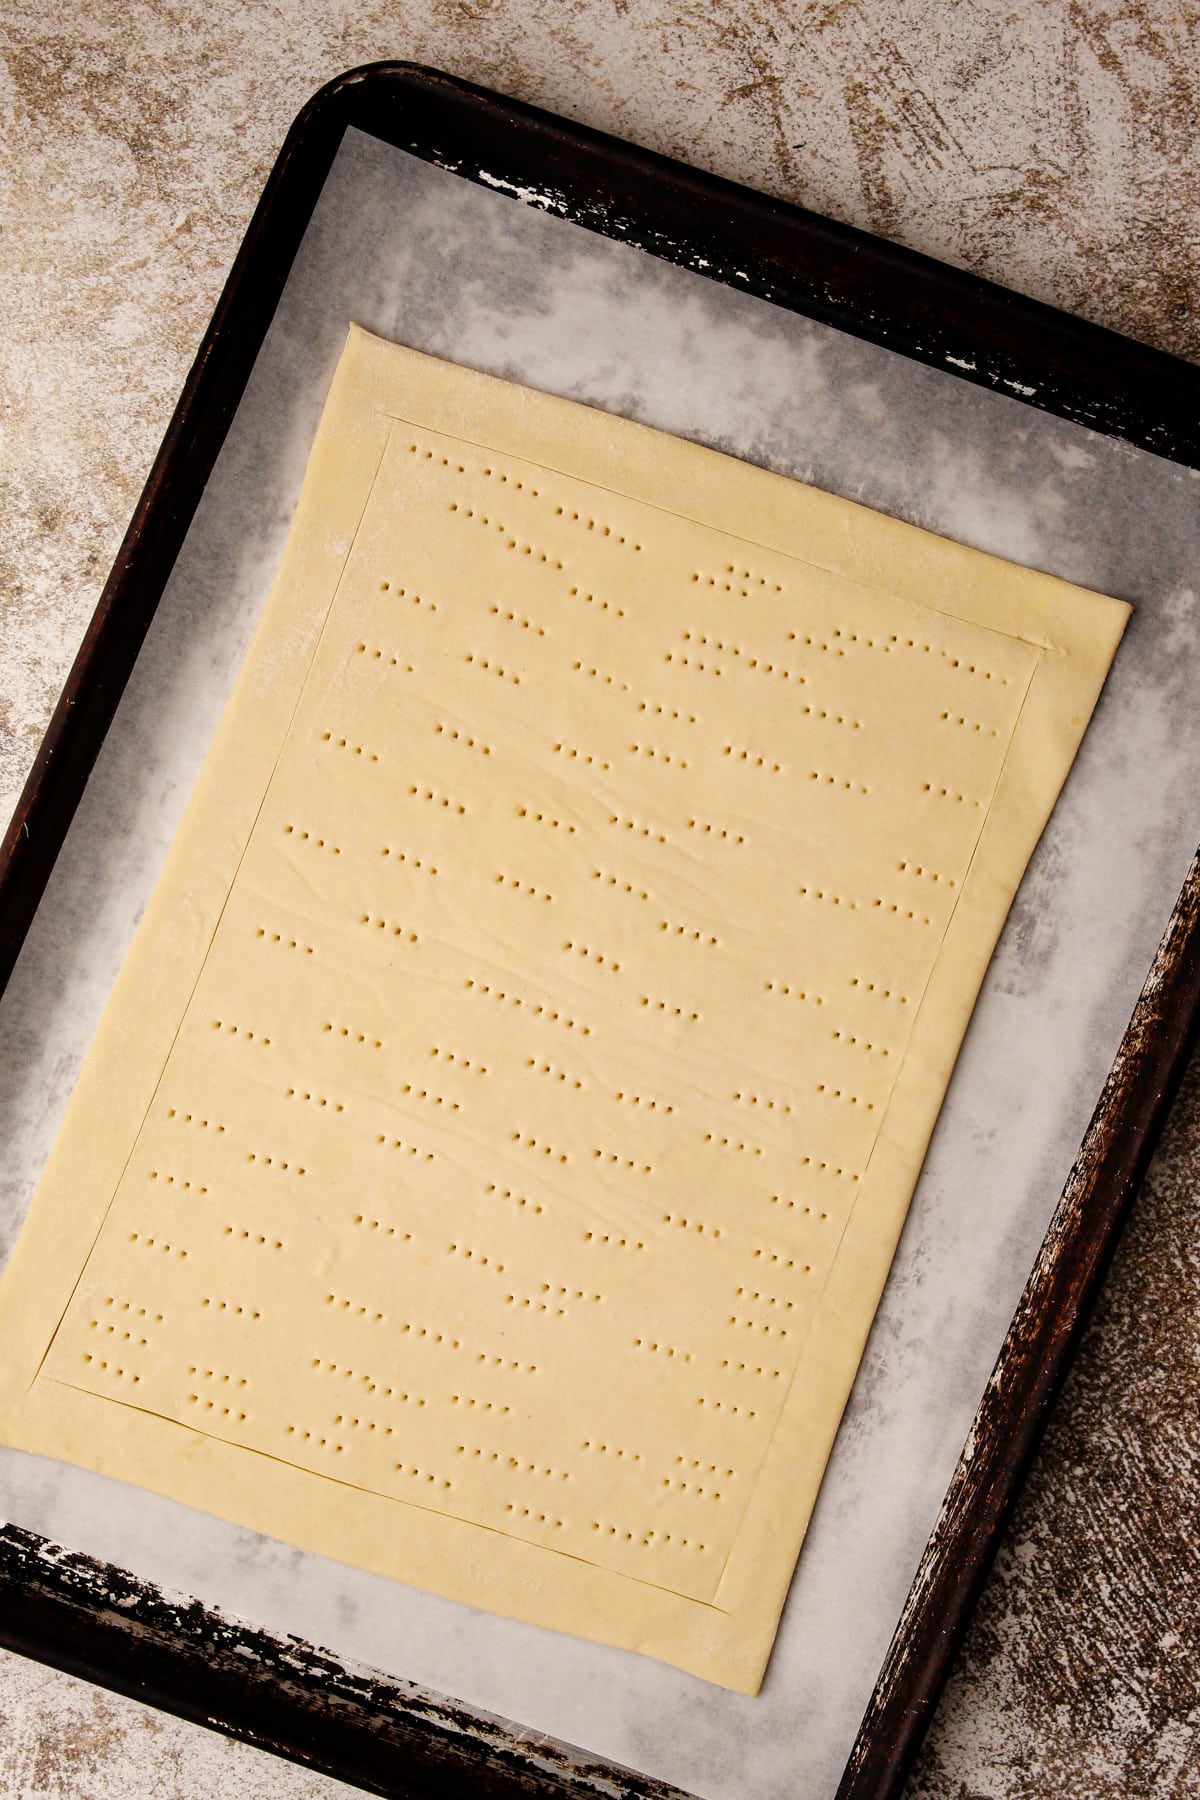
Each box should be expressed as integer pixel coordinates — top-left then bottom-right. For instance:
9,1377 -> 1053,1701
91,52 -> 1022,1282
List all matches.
30,425 -> 399,1389
708,646 -> 1044,1599
43,1375 -> 734,1613
378,408 -> 1064,654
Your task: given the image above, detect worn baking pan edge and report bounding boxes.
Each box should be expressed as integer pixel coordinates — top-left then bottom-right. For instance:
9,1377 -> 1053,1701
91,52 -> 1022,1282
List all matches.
1,59 -> 1198,1800
836,851 -> 1200,1800
0,1523 -> 688,1800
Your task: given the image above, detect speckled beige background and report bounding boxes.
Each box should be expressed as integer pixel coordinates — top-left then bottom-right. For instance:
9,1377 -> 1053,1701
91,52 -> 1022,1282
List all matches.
1,3 -> 1197,1796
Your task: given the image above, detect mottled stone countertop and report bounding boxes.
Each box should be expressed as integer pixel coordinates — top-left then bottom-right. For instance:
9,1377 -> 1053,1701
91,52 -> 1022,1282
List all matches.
1,4 -> 1197,1797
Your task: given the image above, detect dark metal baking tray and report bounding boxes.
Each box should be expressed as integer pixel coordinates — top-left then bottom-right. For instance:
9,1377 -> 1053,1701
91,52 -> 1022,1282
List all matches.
1,61 -> 1198,1800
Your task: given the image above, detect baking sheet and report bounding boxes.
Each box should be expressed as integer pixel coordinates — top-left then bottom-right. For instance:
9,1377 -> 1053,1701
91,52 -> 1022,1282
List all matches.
1,128 -> 1197,1800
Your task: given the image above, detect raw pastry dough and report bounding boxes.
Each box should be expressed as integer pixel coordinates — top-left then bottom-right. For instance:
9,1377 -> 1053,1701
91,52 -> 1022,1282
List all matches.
0,327 -> 1129,1692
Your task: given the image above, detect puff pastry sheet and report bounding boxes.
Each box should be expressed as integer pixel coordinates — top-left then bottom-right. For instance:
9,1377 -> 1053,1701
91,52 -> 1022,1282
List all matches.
0,328 -> 1129,1692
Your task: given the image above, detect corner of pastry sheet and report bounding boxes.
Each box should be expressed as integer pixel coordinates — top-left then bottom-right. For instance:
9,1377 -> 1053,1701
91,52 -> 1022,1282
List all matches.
342,324 -> 1133,668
